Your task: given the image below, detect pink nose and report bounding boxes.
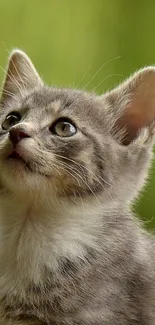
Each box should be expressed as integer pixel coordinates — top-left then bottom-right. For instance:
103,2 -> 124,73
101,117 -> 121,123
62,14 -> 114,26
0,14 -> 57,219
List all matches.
9,128 -> 30,147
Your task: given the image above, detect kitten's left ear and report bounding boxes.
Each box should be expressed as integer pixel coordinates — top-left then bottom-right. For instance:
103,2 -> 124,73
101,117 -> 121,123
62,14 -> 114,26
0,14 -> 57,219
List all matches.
106,67 -> 155,145
1,49 -> 43,105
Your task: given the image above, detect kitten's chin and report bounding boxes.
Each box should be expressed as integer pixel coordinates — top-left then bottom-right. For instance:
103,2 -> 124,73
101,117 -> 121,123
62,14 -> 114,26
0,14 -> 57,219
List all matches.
0,152 -> 66,200
7,150 -> 33,172
0,159 -> 48,197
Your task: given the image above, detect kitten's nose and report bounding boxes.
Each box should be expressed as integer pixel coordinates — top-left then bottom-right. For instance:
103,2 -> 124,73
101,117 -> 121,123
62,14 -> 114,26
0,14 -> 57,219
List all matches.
9,127 -> 30,147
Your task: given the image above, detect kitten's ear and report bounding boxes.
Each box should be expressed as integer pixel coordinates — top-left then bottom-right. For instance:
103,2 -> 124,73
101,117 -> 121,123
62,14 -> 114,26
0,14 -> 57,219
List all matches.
1,49 -> 43,105
106,67 -> 155,145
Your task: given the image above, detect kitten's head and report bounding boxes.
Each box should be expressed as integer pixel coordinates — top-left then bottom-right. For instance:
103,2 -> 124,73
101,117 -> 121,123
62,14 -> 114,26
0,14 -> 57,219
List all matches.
0,50 -> 154,206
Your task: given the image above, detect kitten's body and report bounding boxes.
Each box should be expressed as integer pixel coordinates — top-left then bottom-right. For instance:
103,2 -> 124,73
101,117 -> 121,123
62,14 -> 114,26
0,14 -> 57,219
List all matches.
0,51 -> 155,324
1,195 -> 155,325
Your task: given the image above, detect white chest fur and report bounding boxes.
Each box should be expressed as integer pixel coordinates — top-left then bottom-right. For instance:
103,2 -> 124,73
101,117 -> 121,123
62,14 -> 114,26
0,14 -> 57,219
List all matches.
0,194 -> 101,297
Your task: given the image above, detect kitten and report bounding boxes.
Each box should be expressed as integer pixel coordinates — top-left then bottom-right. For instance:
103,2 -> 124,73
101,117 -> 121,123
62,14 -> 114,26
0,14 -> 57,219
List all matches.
0,50 -> 155,325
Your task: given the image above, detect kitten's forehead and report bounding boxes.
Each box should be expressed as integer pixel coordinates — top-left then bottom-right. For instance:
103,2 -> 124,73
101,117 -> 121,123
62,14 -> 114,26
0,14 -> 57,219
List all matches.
22,86 -> 108,130
24,87 -> 99,112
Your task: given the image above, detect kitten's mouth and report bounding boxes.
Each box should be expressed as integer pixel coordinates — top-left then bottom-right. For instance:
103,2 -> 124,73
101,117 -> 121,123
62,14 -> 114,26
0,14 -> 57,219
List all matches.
7,150 -> 32,171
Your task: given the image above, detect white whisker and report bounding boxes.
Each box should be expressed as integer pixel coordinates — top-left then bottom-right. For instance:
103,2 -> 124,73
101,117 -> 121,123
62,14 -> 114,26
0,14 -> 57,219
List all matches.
81,56 -> 121,91
74,64 -> 92,89
91,73 -> 123,93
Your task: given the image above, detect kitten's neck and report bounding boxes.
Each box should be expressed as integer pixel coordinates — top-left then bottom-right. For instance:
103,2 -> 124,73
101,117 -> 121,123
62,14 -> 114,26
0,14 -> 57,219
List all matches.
0,191 -> 109,290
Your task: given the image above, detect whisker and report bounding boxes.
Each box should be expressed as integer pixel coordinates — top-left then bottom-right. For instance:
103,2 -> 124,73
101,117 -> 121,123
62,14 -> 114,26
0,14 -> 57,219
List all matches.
81,56 -> 121,91
0,43 -> 27,99
0,88 -> 16,100
56,161 -> 81,187
0,65 -> 23,100
10,57 -> 27,97
74,63 -> 92,89
53,158 -> 102,205
91,73 -> 123,93
52,153 -> 112,187
58,159 -> 115,202
35,146 -> 113,194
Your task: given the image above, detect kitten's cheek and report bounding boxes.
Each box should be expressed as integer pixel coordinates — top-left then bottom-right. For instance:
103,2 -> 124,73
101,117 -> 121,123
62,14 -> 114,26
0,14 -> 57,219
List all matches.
0,139 -> 12,161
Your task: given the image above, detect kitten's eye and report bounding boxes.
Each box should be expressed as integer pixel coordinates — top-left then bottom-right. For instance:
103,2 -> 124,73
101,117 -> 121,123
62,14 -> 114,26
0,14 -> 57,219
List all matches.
2,112 -> 21,131
50,118 -> 77,137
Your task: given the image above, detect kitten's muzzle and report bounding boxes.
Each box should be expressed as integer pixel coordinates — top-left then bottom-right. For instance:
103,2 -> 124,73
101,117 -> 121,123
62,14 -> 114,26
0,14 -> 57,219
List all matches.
7,127 -> 32,171
9,127 -> 30,149
7,149 -> 32,171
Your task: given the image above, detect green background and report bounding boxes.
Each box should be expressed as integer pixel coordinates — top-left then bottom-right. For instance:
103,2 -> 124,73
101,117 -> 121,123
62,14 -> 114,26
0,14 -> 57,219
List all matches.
0,0 -> 155,229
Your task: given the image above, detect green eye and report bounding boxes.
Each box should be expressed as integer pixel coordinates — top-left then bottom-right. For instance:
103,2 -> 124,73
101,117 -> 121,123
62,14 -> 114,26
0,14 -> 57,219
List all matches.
51,119 -> 77,137
2,112 -> 21,131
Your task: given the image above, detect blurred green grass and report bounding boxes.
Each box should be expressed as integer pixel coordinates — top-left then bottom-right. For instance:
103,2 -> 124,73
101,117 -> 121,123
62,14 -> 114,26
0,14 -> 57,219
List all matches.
0,0 -> 155,228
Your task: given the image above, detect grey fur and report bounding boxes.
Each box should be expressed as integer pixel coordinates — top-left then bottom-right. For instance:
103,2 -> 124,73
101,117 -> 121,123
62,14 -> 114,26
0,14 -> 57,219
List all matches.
0,50 -> 155,324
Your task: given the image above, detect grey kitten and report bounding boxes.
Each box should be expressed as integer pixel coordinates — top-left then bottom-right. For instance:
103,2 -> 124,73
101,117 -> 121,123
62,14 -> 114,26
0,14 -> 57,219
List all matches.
0,50 -> 155,325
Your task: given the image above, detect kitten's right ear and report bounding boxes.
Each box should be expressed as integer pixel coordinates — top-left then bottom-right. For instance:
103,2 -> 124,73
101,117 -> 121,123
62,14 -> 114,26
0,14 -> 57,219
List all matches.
105,67 -> 155,146
1,49 -> 43,105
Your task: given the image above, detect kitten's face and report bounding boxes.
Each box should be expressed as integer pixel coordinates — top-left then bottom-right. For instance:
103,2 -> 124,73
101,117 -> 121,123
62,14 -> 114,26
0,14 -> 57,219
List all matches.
0,87 -> 115,199
0,50 -> 155,204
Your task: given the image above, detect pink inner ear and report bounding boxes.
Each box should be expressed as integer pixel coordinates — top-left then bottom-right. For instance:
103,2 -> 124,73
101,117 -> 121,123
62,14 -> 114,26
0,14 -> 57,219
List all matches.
117,111 -> 148,145
116,72 -> 155,145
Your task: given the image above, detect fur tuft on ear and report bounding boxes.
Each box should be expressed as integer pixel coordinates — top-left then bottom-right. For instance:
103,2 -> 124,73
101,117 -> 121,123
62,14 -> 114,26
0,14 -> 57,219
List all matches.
1,49 -> 43,105
106,67 -> 155,145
